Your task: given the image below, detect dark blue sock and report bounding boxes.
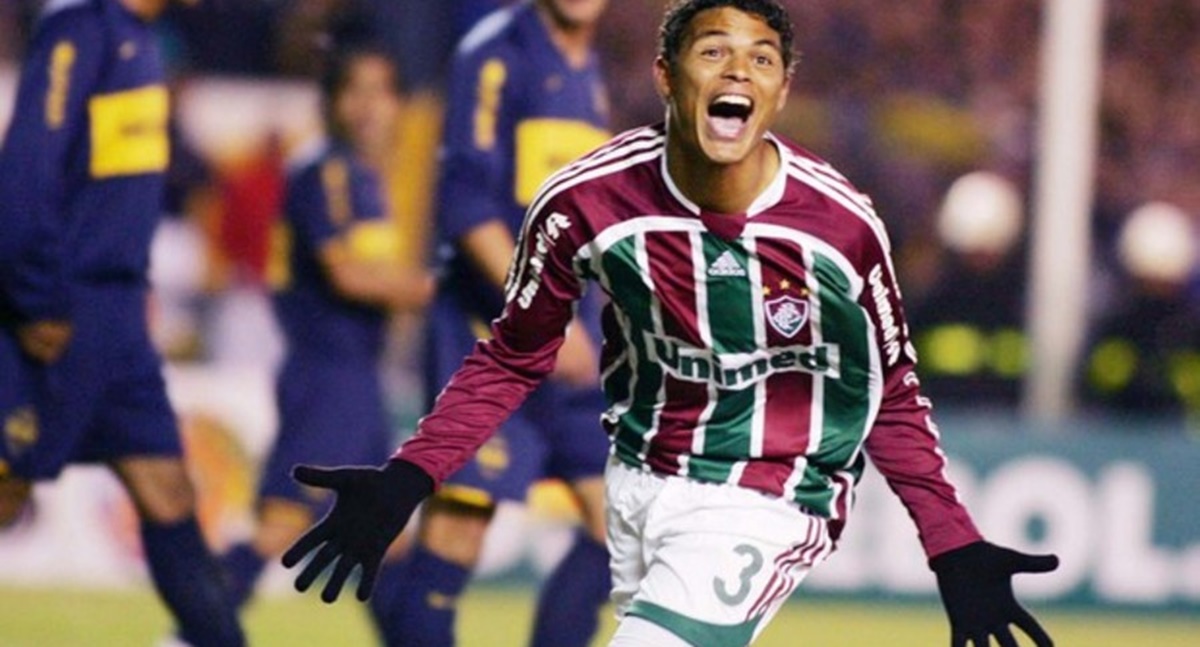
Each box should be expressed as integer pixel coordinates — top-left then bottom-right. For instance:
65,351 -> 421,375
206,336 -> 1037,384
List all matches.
220,541 -> 267,610
141,517 -> 245,647
367,557 -> 406,636
530,532 -> 611,647
372,546 -> 471,647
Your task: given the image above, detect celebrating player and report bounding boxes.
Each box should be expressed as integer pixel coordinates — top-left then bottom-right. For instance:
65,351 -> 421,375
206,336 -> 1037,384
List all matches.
0,1 -> 244,645
216,44 -> 434,626
366,1 -> 614,646
283,1 -> 1059,646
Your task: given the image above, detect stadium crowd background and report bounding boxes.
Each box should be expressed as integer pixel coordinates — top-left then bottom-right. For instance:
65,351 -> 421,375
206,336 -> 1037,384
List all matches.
3,0 -> 1198,430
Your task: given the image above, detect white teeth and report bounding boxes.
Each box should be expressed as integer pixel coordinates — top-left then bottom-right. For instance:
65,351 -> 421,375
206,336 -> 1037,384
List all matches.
713,94 -> 752,107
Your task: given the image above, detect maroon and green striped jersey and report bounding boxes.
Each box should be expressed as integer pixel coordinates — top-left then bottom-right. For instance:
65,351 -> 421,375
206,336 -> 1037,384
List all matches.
400,124 -> 981,557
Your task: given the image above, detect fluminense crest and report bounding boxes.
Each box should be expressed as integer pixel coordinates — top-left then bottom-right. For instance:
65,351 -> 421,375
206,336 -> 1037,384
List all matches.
765,295 -> 809,338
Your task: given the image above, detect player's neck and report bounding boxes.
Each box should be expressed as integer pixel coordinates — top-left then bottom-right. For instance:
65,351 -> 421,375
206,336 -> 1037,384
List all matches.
665,136 -> 781,216
536,5 -> 595,69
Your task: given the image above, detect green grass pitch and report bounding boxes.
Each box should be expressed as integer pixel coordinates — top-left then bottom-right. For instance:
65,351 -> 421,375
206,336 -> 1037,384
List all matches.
0,584 -> 1196,646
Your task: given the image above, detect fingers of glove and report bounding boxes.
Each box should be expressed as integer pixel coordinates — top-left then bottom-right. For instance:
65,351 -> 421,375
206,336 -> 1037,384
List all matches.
356,557 -> 381,602
994,625 -> 1018,647
294,541 -> 342,593
951,630 -> 966,647
1013,551 -> 1060,575
967,632 -> 990,647
320,552 -> 360,604
994,544 -> 1059,574
292,464 -> 355,490
1012,605 -> 1054,647
281,522 -> 332,568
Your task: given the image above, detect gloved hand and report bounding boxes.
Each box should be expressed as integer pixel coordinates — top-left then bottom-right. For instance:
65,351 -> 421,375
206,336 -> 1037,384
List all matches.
281,459 -> 434,603
930,541 -> 1059,647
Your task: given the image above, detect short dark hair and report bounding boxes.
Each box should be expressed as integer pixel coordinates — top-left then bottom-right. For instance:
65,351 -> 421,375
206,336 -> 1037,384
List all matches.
319,44 -> 400,141
320,44 -> 400,105
658,0 -> 796,72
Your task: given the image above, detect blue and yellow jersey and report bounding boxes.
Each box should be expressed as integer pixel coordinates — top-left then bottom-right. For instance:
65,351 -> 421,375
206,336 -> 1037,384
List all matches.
436,0 -> 611,324
0,0 -> 169,321
271,145 -> 395,363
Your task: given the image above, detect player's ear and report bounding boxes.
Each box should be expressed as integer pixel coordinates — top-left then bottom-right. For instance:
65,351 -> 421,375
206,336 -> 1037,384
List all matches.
774,72 -> 791,115
652,56 -> 672,103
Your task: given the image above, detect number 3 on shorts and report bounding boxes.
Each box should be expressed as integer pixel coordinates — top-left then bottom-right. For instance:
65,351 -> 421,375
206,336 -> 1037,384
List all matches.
712,543 -> 764,606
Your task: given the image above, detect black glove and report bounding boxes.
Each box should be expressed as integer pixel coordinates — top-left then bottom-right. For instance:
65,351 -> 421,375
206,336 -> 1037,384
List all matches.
930,541 -> 1059,647
280,459 -> 434,603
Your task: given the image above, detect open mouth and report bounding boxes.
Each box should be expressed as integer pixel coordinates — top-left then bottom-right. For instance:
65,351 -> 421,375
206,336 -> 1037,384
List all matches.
706,94 -> 754,140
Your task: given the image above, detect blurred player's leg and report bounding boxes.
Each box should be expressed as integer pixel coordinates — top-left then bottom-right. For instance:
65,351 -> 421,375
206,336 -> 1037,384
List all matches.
115,456 -> 244,647
530,476 -> 611,647
220,498 -> 312,608
370,499 -> 490,646
0,477 -> 31,527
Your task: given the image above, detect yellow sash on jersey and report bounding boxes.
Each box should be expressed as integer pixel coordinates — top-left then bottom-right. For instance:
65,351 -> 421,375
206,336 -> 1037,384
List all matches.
514,118 -> 609,206
89,85 -> 169,178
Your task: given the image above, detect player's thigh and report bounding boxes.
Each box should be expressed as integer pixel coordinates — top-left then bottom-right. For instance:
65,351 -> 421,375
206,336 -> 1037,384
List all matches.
111,455 -> 197,524
620,469 -> 834,645
417,495 -> 497,567
569,475 -> 607,544
0,476 -> 32,527
252,496 -> 315,557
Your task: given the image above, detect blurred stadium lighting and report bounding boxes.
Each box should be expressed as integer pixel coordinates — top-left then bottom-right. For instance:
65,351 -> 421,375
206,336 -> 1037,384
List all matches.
1025,0 -> 1105,422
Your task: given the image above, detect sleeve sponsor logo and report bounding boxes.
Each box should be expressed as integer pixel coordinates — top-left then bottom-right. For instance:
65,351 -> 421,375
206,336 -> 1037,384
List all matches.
868,264 -> 902,366
515,212 -> 571,309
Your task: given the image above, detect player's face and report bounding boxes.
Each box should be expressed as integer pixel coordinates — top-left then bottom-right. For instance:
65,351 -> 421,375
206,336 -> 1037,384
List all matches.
539,0 -> 609,29
333,55 -> 402,157
654,7 -> 790,166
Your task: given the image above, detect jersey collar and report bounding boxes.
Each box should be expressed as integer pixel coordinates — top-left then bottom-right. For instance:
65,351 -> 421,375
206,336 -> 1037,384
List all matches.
659,131 -> 791,218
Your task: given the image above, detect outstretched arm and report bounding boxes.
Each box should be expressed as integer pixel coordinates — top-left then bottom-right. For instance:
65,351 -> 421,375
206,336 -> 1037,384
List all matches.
859,227 -> 1058,645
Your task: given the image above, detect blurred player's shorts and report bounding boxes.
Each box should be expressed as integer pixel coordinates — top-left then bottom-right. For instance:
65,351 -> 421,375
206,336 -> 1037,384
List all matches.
0,329 -> 40,477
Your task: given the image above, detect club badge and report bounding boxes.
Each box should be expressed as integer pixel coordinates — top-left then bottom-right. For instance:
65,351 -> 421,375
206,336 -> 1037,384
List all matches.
765,295 -> 809,338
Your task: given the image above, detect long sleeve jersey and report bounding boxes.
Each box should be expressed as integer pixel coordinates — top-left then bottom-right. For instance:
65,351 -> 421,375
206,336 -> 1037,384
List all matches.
0,0 -> 168,321
399,125 -> 982,559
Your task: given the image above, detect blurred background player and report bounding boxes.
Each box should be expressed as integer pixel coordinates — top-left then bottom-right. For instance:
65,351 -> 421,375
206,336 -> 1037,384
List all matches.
907,171 -> 1029,411
370,1 -> 615,645
217,44 -> 435,628
1080,201 -> 1200,427
0,0 -> 244,645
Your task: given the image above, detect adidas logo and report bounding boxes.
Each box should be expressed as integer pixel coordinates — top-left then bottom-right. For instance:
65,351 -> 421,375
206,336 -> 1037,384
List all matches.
707,250 -> 747,277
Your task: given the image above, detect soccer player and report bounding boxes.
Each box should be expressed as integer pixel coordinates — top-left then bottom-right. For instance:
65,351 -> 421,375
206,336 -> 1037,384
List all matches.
368,1 -> 614,645
0,1 -> 244,645
217,45 -> 434,620
283,2 -> 1060,646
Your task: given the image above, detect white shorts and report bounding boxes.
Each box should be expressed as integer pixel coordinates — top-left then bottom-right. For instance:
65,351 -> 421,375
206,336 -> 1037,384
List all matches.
605,459 -> 834,646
